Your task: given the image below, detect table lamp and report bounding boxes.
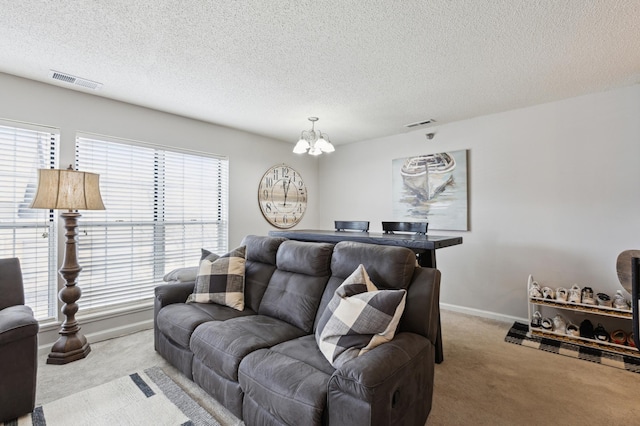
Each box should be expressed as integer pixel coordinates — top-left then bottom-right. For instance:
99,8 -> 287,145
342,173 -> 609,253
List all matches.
30,165 -> 105,364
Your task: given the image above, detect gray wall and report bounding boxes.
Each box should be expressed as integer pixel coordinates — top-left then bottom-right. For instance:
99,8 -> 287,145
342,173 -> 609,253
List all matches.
317,84 -> 640,321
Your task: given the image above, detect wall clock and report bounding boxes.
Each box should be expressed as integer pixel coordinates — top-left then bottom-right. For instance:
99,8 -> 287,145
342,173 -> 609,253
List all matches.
258,164 -> 307,228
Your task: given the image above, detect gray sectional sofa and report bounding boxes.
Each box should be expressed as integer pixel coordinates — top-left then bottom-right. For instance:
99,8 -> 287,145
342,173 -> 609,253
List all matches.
154,235 -> 441,426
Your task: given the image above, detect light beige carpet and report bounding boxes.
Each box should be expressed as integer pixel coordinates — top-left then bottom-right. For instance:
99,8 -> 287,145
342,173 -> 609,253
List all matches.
428,310 -> 640,425
34,309 -> 640,425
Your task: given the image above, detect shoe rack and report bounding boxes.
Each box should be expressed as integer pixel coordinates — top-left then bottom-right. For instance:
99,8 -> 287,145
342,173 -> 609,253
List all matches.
528,296 -> 639,357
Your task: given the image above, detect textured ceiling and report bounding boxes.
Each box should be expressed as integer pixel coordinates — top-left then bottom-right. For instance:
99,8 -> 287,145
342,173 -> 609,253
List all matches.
0,1 -> 639,145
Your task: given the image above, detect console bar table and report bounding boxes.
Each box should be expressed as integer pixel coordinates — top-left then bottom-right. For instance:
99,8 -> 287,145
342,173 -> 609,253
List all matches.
268,229 -> 462,269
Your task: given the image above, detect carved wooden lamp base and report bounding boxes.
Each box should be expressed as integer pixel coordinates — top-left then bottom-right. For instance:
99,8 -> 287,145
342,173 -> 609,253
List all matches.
47,334 -> 91,365
46,211 -> 92,365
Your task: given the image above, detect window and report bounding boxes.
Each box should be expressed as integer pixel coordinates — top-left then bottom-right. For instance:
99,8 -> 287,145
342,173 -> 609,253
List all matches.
0,121 -> 58,321
75,134 -> 228,312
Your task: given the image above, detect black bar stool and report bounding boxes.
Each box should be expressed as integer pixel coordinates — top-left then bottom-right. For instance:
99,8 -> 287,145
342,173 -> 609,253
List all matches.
334,221 -> 370,232
382,221 -> 428,235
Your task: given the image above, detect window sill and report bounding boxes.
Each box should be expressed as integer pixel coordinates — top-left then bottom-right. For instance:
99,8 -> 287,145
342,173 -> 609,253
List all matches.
39,299 -> 154,330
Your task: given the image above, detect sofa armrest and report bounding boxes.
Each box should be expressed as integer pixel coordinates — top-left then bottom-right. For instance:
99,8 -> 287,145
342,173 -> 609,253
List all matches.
327,332 -> 435,426
400,267 -> 441,344
153,282 -> 195,352
154,282 -> 195,310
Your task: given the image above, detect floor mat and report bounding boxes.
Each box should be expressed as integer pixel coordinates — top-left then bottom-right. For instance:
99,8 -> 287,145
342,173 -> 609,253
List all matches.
505,321 -> 640,374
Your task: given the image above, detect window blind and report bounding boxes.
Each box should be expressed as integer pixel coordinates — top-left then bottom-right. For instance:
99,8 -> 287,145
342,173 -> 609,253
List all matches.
75,135 -> 229,312
0,122 -> 58,321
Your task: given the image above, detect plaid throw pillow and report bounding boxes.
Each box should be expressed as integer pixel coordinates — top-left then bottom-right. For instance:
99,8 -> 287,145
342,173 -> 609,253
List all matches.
315,264 -> 406,368
186,246 -> 246,310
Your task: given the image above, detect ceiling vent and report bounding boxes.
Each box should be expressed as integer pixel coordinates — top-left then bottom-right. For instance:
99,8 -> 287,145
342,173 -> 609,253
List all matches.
404,118 -> 436,128
48,70 -> 103,90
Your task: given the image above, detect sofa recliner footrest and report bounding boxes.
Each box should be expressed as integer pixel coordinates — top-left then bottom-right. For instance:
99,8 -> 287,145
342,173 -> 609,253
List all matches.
239,335 -> 334,426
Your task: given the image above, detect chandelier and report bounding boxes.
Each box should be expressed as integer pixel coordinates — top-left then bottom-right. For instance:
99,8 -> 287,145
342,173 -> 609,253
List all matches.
293,117 -> 335,156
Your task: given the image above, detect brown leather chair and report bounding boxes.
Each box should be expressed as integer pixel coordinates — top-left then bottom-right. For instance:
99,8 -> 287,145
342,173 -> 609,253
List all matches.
0,258 -> 39,422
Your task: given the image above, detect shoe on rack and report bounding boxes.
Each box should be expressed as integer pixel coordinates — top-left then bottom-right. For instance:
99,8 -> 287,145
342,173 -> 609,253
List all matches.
613,290 -> 631,310
609,329 -> 627,345
541,317 -> 553,331
580,319 -> 594,339
628,332 -> 636,348
541,286 -> 555,300
596,292 -> 612,307
593,323 -> 610,342
581,287 -> 596,305
567,284 -> 582,303
552,314 -> 566,334
565,323 -> 580,337
555,287 -> 568,302
528,276 -> 543,298
530,311 -> 542,328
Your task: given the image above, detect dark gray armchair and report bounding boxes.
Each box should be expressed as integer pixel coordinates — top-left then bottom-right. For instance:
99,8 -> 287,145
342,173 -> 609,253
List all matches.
0,258 -> 39,422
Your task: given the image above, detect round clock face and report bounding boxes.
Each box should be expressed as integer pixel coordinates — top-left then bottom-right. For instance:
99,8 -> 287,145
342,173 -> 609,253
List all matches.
258,164 -> 307,228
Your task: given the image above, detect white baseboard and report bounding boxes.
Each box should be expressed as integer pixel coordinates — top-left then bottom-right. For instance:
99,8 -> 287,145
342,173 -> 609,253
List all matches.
85,319 -> 154,343
38,319 -> 154,356
440,302 -> 527,324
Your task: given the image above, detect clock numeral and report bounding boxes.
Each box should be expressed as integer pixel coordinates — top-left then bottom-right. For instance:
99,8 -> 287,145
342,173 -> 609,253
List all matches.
273,169 -> 279,180
265,202 -> 272,213
263,189 -> 269,200
265,177 -> 273,188
282,214 -> 288,224
298,180 -> 304,188
282,167 -> 290,178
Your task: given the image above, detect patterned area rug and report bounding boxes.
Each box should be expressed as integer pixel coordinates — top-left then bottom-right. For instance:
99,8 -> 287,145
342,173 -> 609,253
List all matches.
505,321 -> 640,374
8,366 -> 218,426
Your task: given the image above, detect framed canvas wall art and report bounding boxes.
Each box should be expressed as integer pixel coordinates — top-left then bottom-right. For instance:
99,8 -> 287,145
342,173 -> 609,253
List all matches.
392,149 -> 468,231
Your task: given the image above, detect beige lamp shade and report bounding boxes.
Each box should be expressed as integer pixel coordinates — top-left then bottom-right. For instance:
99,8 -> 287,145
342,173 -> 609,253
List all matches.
30,168 -> 105,210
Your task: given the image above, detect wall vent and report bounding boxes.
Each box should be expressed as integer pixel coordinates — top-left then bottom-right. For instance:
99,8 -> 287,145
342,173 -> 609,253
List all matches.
404,118 -> 436,128
49,70 -> 103,90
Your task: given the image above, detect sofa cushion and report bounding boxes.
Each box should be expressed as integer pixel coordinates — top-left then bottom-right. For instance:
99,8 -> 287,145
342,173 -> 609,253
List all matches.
239,335 -> 334,426
315,241 -> 416,331
241,235 -> 287,312
330,241 -> 416,289
316,264 -> 407,368
258,240 -> 333,332
241,234 -> 287,265
190,315 -> 306,382
186,246 -> 246,310
270,334 -> 335,374
156,303 -> 255,349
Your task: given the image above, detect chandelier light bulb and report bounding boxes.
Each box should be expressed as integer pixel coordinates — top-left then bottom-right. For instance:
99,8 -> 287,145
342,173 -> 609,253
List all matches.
293,138 -> 310,154
293,117 -> 335,156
